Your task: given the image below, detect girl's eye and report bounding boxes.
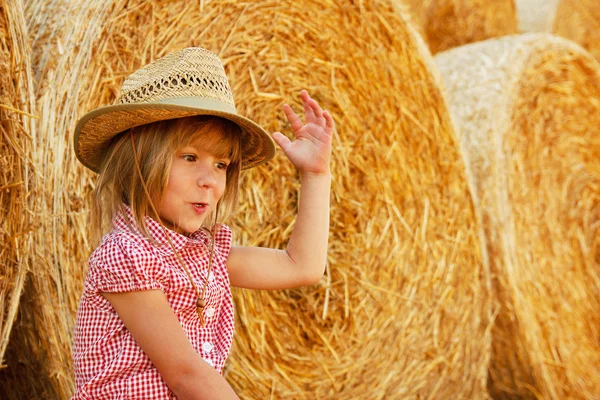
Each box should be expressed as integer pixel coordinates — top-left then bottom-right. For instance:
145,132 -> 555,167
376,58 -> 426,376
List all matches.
182,155 -> 196,162
216,162 -> 229,170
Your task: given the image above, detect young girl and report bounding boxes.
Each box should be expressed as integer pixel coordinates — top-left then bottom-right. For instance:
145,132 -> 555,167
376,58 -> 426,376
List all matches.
71,47 -> 334,400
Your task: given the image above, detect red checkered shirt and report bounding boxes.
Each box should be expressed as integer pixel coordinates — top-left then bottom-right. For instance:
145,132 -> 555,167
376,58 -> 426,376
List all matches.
71,205 -> 235,399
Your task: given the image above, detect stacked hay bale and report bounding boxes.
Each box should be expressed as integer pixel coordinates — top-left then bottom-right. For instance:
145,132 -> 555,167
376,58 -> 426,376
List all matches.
553,0 -> 600,62
514,0 -> 560,32
3,0 -> 492,398
424,0 -> 518,53
435,33 -> 600,399
515,0 -> 600,63
0,0 -> 36,366
0,1 -> 123,398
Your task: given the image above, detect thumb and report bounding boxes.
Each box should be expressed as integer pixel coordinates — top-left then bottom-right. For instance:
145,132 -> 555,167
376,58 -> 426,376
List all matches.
272,132 -> 292,153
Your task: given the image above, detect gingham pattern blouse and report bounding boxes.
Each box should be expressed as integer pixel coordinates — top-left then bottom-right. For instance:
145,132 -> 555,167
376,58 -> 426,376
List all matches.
71,205 -> 235,399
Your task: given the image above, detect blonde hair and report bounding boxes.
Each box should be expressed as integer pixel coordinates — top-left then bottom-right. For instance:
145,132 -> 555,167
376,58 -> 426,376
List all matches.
91,115 -> 242,245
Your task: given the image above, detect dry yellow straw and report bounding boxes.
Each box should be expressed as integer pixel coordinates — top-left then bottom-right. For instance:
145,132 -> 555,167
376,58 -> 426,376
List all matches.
514,0 -> 561,32
516,0 -> 600,63
394,0 -> 433,36
81,1 -> 491,398
0,0 -> 119,398
553,0 -> 600,62
435,33 -> 600,399
0,0 -> 36,368
425,0 -> 518,54
2,0 -> 492,398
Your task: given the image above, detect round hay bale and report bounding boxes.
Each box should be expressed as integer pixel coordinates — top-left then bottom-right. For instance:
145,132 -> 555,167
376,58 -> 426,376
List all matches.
0,1 -> 119,398
0,0 -> 36,367
515,0 -> 600,63
424,0 -> 518,54
3,0 -> 492,398
84,1 -> 491,398
396,0 -> 433,36
435,33 -> 600,399
514,0 -> 560,32
553,0 -> 600,62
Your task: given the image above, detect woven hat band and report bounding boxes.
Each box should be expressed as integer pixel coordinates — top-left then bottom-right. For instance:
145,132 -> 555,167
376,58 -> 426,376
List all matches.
153,97 -> 237,114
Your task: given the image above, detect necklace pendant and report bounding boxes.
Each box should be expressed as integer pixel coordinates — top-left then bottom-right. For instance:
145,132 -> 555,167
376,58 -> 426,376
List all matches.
197,306 -> 206,326
196,298 -> 205,309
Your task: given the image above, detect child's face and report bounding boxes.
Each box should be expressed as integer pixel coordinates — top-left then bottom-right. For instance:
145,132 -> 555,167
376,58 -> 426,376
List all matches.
157,135 -> 230,236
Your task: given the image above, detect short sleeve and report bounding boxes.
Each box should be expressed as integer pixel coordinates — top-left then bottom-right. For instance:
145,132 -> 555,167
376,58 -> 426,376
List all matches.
86,236 -> 168,294
213,224 -> 233,260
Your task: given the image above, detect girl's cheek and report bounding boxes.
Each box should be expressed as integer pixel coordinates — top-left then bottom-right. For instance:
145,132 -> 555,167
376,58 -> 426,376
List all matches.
217,185 -> 226,200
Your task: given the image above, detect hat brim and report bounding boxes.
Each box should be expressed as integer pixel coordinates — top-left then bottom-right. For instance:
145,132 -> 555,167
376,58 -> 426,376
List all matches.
74,96 -> 276,173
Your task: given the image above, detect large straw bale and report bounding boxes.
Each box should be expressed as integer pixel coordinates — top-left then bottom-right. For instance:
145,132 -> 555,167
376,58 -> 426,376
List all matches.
435,33 -> 600,399
553,0 -> 600,63
395,0 -> 433,36
2,0 -> 492,398
514,0 -> 560,32
425,0 -> 518,54
0,1 -> 122,398
82,1 -> 491,398
515,0 -> 600,63
0,0 -> 36,367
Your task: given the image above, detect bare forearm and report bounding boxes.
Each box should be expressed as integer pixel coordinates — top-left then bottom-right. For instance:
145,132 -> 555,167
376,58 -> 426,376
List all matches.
285,171 -> 331,281
172,361 -> 239,400
226,90 -> 334,290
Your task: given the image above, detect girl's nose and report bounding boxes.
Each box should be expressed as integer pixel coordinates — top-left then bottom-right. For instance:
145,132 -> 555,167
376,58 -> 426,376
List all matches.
196,164 -> 217,188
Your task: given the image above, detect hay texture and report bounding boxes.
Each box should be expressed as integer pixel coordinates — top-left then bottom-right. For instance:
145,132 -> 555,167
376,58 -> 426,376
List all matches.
515,0 -> 560,32
516,0 -> 600,63
435,33 -> 600,399
3,0 -> 492,398
0,1 -> 116,398
553,0 -> 600,63
424,0 -> 518,54
396,0 -> 433,36
83,1 -> 491,398
0,0 -> 36,367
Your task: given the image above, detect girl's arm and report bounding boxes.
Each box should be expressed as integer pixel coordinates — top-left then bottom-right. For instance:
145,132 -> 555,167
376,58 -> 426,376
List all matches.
102,290 -> 240,400
227,90 -> 334,290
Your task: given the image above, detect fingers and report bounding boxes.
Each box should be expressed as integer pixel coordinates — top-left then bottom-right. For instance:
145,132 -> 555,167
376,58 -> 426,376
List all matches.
272,131 -> 292,152
302,90 -> 323,119
300,90 -> 314,120
282,104 -> 304,132
284,90 -> 334,134
323,110 -> 334,133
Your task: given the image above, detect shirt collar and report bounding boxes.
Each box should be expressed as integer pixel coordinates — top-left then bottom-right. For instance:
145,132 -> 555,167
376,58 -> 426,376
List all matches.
113,204 -> 210,254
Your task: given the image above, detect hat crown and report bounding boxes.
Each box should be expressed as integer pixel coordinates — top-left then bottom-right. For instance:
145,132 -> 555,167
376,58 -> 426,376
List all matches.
117,48 -> 236,109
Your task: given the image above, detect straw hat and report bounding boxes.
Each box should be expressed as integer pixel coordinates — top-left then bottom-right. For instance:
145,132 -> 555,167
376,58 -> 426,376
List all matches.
74,47 -> 275,173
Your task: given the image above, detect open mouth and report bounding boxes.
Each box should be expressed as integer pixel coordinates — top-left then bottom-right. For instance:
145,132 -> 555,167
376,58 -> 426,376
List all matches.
192,203 -> 208,213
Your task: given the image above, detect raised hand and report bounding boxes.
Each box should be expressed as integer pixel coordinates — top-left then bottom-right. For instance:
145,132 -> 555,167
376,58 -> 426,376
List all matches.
272,90 -> 334,175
